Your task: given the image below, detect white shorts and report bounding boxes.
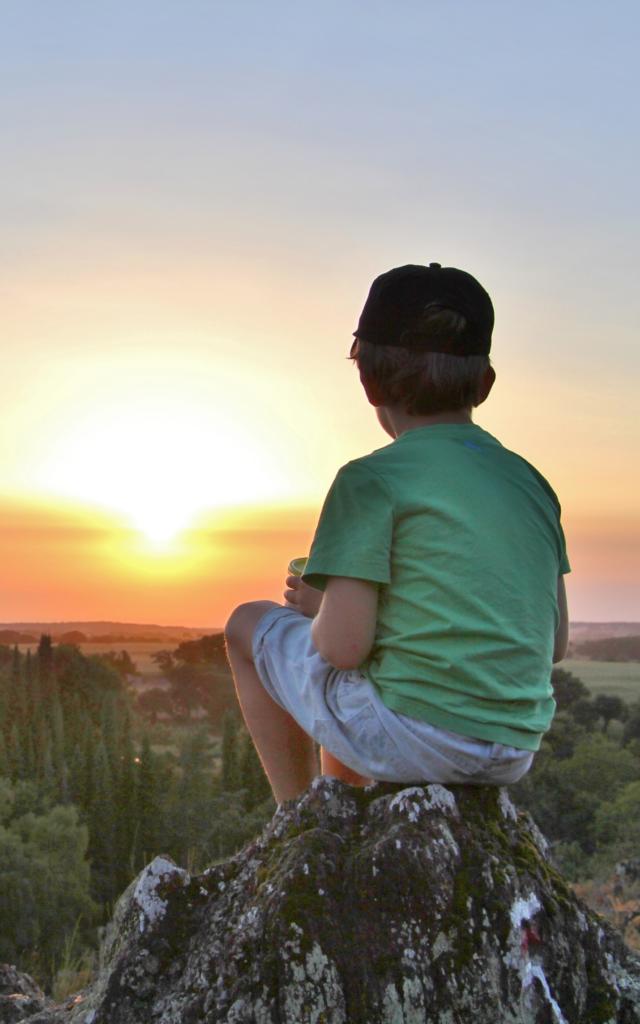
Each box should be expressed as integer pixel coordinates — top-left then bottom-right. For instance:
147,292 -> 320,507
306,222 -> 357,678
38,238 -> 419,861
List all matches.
252,606 -> 534,785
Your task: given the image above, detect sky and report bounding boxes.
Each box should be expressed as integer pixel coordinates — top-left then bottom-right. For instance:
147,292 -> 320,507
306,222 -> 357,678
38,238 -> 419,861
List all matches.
1,1 -> 639,626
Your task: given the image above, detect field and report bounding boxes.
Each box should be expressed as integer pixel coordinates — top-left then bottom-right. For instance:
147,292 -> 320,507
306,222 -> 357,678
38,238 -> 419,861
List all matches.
562,658 -> 640,702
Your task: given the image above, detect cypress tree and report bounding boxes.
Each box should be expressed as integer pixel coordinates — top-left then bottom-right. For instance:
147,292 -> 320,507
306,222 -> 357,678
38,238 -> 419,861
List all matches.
8,722 -> 25,781
50,699 -> 67,798
100,692 -> 120,781
135,733 -> 159,869
88,737 -> 117,906
172,728 -> 215,869
221,709 -> 241,792
34,714 -> 50,781
81,727 -> 95,814
239,730 -> 271,810
0,730 -> 8,777
9,647 -> 26,726
36,634 -> 55,702
115,708 -> 137,889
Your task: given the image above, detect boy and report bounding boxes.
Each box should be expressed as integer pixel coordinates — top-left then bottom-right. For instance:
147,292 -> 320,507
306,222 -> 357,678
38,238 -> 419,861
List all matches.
225,262 -> 570,804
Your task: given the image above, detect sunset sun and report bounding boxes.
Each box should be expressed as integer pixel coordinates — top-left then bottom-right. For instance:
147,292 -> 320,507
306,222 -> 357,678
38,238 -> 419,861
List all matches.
30,388 -> 290,548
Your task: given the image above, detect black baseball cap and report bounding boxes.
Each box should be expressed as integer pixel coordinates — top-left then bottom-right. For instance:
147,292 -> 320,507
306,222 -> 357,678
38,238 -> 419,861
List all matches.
353,263 -> 494,355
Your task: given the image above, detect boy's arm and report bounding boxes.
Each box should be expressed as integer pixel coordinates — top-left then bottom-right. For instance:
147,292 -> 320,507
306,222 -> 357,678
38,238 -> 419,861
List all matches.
311,577 -> 378,670
553,575 -> 569,663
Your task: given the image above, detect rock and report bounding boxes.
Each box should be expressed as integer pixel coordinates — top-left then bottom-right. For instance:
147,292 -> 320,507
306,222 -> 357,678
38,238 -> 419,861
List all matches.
15,779 -> 640,1023
0,963 -> 47,1022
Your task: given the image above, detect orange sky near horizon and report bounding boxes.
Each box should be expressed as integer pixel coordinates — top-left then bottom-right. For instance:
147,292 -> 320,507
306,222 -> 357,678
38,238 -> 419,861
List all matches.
0,491 -> 638,628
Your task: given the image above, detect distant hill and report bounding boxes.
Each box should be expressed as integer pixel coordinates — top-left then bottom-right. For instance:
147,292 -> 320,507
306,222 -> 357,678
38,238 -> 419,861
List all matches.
569,622 -> 640,642
0,621 -> 220,642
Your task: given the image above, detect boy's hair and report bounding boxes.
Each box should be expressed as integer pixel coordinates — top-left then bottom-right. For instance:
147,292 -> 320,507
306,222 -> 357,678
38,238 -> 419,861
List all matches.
350,307 -> 491,415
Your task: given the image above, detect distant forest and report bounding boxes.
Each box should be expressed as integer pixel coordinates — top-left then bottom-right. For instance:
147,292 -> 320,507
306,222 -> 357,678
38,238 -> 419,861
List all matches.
574,634 -> 640,661
0,635 -> 273,996
1,632 -> 640,997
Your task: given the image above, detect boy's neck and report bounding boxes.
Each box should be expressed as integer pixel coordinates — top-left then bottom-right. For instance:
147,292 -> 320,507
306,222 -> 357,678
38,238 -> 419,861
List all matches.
376,405 -> 473,440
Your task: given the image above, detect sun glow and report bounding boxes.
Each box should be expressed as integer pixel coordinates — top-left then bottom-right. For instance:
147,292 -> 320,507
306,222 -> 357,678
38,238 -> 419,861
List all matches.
28,385 -> 288,544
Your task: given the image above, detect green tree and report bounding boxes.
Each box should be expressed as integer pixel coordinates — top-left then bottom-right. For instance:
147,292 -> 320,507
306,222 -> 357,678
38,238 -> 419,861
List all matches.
114,709 -> 137,890
551,668 -> 589,711
622,701 -> 640,747
592,694 -> 628,734
238,730 -> 270,810
87,739 -> 117,906
594,780 -> 640,859
0,780 -> 96,973
221,710 -> 241,792
171,728 -> 217,869
135,734 -> 160,869
568,698 -> 600,731
36,634 -> 55,701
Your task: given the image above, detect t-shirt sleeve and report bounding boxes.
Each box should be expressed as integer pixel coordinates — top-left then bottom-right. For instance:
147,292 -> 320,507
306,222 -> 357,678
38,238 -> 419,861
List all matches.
302,461 -> 394,591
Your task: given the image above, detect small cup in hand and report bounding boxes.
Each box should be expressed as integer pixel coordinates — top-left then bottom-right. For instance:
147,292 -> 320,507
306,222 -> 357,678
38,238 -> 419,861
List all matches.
287,556 -> 308,577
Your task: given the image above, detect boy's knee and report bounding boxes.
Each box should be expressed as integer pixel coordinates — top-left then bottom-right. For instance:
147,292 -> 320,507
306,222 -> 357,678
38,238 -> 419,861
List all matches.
225,600 -> 279,657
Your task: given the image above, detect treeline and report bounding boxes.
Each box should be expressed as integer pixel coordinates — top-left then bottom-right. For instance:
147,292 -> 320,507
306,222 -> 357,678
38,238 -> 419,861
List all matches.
514,668 -> 640,881
0,638 -> 273,989
574,634 -> 640,662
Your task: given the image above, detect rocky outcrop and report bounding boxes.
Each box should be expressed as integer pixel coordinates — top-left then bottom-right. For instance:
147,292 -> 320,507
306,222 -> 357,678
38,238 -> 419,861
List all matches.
8,778 -> 640,1023
0,964 -> 47,1023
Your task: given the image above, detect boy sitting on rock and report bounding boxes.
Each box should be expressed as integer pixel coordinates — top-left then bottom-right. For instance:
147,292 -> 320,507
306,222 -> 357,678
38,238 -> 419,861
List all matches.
225,262 -> 570,804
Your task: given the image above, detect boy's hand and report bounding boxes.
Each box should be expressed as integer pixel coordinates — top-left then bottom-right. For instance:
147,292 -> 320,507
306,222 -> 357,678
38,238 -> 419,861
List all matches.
284,575 -> 323,618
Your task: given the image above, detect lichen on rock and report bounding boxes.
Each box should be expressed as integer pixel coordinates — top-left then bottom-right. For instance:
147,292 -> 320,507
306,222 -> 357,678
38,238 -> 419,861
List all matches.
10,779 -> 640,1023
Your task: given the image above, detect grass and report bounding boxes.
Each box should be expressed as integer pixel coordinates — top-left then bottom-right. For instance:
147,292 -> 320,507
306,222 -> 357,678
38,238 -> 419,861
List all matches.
563,658 -> 640,702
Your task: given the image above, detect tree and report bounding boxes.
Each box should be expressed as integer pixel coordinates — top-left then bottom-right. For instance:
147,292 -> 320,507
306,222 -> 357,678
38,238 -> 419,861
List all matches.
551,668 -> 589,711
136,687 -> 174,724
221,710 -> 241,792
592,694 -> 628,734
173,634 -> 228,669
622,701 -> 640,747
87,739 -> 117,905
100,650 -> 139,680
0,781 -> 96,972
114,709 -> 137,890
568,698 -> 600,731
238,730 -> 271,810
171,728 -> 217,869
594,780 -> 640,856
135,734 -> 161,869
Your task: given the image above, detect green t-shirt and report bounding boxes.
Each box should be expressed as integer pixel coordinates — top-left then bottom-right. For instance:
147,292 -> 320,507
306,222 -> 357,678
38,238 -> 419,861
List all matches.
303,423 -> 570,752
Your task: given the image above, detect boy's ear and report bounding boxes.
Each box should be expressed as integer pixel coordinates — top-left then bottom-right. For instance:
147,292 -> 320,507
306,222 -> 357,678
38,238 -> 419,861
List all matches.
360,372 -> 385,407
474,365 -> 496,407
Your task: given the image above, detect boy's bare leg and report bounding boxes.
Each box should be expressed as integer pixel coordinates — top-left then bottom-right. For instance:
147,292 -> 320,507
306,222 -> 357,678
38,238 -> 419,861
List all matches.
320,747 -> 372,787
225,601 -> 318,804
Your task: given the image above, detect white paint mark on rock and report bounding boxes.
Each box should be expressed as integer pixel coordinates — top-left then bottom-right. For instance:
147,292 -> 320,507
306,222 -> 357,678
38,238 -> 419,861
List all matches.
505,892 -> 568,1024
509,892 -> 541,935
522,962 -> 568,1023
